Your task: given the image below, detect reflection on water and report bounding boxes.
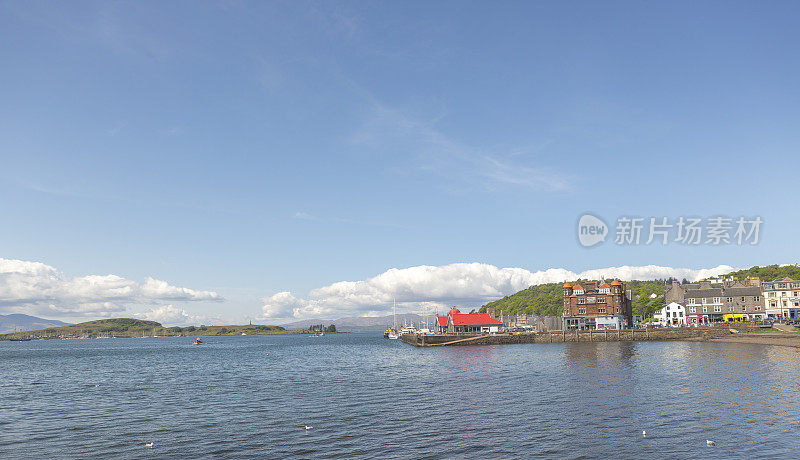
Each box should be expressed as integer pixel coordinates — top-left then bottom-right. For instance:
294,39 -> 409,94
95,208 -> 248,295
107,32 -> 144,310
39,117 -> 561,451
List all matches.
1,334 -> 800,458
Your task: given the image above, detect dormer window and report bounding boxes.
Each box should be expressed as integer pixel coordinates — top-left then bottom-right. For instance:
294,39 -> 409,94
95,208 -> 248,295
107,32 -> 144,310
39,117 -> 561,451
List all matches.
573,289 -> 585,295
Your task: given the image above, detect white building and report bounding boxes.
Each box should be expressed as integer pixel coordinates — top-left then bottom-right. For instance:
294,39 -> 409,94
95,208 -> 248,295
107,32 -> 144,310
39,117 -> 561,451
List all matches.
595,315 -> 624,330
655,302 -> 687,326
762,277 -> 800,319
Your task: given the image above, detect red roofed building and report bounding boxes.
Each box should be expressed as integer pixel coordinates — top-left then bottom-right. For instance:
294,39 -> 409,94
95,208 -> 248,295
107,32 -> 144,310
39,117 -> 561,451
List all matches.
563,280 -> 632,329
435,307 -> 504,334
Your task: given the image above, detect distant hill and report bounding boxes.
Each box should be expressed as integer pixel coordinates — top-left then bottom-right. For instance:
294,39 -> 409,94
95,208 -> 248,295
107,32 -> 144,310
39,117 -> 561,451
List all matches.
282,313 -> 427,331
0,314 -> 69,334
0,317 -> 290,340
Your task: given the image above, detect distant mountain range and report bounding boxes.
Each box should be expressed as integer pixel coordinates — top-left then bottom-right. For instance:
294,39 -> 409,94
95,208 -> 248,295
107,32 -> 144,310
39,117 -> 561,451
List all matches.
0,314 -> 69,334
282,313 -> 433,331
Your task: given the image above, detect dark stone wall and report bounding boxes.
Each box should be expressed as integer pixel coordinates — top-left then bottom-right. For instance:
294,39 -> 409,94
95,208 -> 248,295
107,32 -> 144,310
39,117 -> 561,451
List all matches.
401,327 -> 733,347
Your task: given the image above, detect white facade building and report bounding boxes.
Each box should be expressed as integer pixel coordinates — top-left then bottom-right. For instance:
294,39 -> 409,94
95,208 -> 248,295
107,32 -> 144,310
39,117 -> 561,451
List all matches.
762,277 -> 800,319
595,315 -> 624,330
655,302 -> 687,326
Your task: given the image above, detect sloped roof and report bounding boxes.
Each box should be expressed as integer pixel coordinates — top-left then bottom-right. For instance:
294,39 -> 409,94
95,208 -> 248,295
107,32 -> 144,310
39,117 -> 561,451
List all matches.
686,288 -> 723,297
450,313 -> 504,326
726,287 -> 762,296
436,316 -> 448,327
572,283 -> 584,290
599,282 -> 611,288
610,280 -> 623,286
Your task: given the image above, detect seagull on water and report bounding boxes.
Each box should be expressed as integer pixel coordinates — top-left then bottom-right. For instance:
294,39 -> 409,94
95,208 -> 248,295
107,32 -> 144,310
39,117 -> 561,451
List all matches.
304,426 -> 313,430
706,440 -> 715,447
145,442 -> 154,448
642,430 -> 646,438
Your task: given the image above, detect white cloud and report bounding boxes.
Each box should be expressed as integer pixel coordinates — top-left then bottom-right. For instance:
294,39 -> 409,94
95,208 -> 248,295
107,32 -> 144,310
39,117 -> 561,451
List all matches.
0,258 -> 222,317
133,305 -> 210,326
260,263 -> 736,322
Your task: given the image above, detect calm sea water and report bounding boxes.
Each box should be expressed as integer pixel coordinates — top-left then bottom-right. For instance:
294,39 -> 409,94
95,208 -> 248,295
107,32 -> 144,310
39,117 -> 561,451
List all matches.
1,332 -> 799,459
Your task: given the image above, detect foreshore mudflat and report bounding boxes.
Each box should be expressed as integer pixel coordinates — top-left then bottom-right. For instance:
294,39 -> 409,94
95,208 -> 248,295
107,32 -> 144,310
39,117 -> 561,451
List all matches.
690,332 -> 800,348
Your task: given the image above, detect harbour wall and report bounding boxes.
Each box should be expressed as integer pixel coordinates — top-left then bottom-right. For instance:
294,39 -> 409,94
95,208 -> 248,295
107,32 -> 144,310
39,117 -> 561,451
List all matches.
400,326 -> 749,347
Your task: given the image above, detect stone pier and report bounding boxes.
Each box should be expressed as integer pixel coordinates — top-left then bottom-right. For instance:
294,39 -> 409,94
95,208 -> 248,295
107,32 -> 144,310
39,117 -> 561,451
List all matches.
400,326 -> 742,347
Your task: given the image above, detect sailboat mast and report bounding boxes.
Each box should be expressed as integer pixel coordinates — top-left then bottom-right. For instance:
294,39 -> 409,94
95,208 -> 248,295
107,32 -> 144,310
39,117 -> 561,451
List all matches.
393,298 -> 397,330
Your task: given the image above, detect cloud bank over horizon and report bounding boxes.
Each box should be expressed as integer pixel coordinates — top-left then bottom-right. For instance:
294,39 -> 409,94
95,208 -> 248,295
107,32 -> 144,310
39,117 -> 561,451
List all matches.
260,263 -> 737,322
0,258 -> 222,318
133,304 -> 218,326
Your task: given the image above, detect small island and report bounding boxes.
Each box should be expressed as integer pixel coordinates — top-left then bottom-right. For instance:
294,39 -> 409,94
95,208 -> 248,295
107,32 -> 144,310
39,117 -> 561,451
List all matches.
0,318 -> 337,340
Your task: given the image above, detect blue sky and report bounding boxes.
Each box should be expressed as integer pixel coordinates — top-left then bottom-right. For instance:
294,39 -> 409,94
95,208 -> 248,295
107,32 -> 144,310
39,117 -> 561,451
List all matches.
2,1 -> 799,324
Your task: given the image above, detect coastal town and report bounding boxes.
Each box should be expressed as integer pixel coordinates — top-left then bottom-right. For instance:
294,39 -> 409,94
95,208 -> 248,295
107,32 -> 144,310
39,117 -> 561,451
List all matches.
394,275 -> 800,347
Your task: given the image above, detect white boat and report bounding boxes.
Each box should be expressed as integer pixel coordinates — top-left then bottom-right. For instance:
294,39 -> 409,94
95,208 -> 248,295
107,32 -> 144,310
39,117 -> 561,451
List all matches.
385,298 -> 400,339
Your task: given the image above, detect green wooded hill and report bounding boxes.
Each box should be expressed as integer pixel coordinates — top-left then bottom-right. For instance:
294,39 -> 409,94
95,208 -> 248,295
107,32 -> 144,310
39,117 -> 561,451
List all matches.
714,264 -> 800,281
0,317 -> 292,340
478,280 -> 668,319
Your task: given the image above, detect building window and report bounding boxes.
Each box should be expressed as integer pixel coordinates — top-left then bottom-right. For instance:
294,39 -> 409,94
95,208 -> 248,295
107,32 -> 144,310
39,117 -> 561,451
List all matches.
564,310 -> 569,316
578,298 -> 585,304
755,296 -> 760,302
687,298 -> 694,304
598,308 -> 606,314
578,308 -> 586,314
679,311 -> 684,317
597,297 -> 605,303
713,297 -> 721,304
703,306 -> 708,313
771,301 -> 777,307
728,306 -> 734,312
755,306 -> 761,311
770,292 -> 776,298
714,306 -> 722,313
727,297 -> 733,302
740,297 -> 745,302
702,298 -> 708,304
689,307 -> 696,313
574,289 -> 584,295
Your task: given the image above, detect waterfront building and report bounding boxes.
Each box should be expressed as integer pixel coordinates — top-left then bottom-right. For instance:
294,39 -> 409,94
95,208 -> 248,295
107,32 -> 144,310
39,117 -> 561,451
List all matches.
667,279 -> 764,323
562,280 -> 632,329
595,315 -> 624,330
654,302 -> 687,326
761,277 -> 800,318
436,307 -> 504,334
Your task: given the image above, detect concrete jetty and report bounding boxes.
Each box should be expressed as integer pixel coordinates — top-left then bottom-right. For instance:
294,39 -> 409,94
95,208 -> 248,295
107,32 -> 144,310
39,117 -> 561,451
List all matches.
400,326 -> 750,347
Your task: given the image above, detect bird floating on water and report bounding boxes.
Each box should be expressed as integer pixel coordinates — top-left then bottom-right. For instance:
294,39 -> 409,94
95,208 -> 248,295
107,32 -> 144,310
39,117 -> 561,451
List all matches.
642,430 -> 646,438
304,426 -> 313,430
706,440 -> 716,447
145,442 -> 154,448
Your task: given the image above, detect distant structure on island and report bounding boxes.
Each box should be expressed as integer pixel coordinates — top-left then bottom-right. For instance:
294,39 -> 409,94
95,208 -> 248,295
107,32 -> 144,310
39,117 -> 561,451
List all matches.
562,280 -> 632,330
